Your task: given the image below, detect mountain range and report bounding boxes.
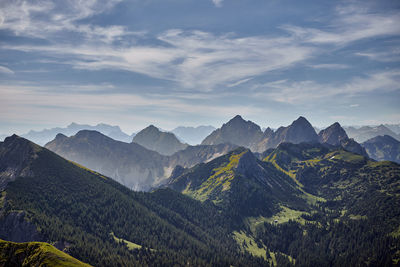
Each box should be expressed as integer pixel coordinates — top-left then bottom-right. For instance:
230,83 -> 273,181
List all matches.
19,123 -> 135,145
344,124 -> 400,143
45,130 -> 236,190
202,115 -> 367,156
0,135 -> 259,266
1,116 -> 400,266
43,115 -> 400,190
2,132 -> 399,265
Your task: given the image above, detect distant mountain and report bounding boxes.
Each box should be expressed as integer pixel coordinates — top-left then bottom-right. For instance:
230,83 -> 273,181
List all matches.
132,125 -> 188,155
0,239 -> 90,266
318,122 -> 368,157
344,125 -> 399,143
201,116 -> 369,156
45,130 -> 236,190
45,130 -> 166,191
171,125 -> 216,145
20,122 -> 134,145
384,124 -> 400,135
362,135 -> 400,163
201,115 -> 264,148
0,135 -> 258,266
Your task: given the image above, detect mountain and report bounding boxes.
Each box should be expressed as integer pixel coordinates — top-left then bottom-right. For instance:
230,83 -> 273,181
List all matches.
318,122 -> 368,156
20,122 -> 134,145
171,125 -> 216,145
318,122 -> 348,146
167,147 -> 307,219
45,130 -> 236,190
344,124 -> 400,143
45,130 -> 166,191
254,116 -> 319,152
2,134 -> 400,266
201,115 -> 264,148
362,135 -> 400,163
201,116 -> 371,157
385,124 -> 400,135
0,135 -> 260,266
168,141 -> 400,265
132,125 -> 188,155
0,239 -> 90,266
269,116 -> 318,146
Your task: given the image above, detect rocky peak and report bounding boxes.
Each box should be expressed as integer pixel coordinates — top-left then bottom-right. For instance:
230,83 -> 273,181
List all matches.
318,122 -> 348,146
201,115 -> 263,147
274,116 -> 318,145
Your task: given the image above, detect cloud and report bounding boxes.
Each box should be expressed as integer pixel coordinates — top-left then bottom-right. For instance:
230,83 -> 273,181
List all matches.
282,5 -> 400,45
0,0 -> 126,43
0,66 -> 14,74
3,30 -> 315,90
310,64 -> 349,69
227,78 -> 253,88
253,70 -> 400,104
355,50 -> 400,62
212,0 -> 224,7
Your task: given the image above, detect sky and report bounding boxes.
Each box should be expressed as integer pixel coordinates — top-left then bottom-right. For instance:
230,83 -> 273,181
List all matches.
0,0 -> 399,135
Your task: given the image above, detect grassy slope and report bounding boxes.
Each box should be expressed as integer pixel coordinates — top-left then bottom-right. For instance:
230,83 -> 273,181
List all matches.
0,239 -> 91,267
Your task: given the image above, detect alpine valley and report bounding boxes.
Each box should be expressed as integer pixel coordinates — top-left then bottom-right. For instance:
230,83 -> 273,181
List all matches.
1,116 -> 399,266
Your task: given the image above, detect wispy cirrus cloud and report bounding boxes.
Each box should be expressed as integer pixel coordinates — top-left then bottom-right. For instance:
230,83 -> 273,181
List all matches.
253,70 -> 400,104
0,66 -> 14,74
0,0 -> 127,43
2,30 -> 315,90
356,49 -> 400,62
282,5 -> 400,45
309,64 -> 349,69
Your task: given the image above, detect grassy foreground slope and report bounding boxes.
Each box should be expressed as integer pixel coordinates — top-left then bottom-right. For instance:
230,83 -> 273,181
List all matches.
0,239 -> 90,267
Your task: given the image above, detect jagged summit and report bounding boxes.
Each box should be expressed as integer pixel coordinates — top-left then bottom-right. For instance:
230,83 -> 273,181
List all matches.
201,115 -> 263,148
